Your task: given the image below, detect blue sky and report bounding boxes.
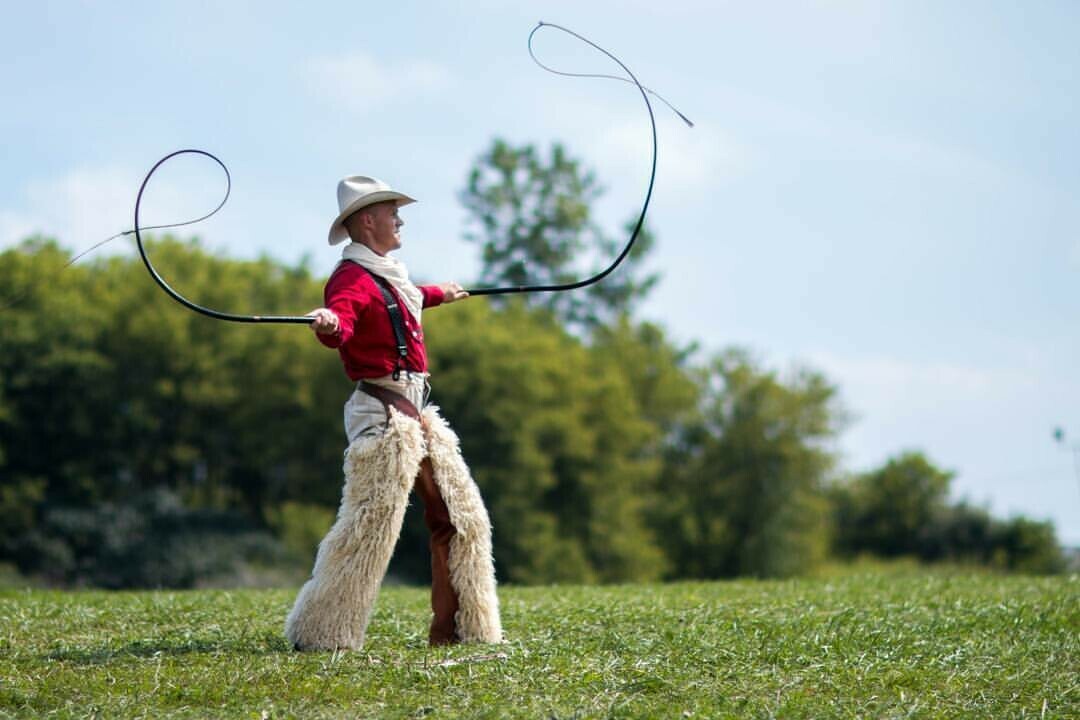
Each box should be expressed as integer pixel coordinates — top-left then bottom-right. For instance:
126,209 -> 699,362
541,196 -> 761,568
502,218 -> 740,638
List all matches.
3,1 -> 1078,543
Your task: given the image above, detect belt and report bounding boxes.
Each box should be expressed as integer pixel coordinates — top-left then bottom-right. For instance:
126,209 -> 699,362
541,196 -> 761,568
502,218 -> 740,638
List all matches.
359,380 -> 421,422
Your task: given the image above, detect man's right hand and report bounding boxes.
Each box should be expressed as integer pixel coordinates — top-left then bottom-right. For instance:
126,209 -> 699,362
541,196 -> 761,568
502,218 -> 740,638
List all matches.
306,308 -> 340,335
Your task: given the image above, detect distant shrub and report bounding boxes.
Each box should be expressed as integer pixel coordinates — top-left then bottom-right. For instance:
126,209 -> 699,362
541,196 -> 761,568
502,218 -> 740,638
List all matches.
265,501 -> 335,562
830,454 -> 1065,574
14,489 -> 289,588
989,517 -> 1064,575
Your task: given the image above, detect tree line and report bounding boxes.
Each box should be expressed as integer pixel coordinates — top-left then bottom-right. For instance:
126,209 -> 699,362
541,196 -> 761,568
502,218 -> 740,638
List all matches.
0,140 -> 1064,587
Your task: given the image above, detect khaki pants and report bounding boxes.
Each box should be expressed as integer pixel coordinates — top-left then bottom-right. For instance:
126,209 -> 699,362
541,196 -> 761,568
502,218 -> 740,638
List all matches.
344,371 -> 430,442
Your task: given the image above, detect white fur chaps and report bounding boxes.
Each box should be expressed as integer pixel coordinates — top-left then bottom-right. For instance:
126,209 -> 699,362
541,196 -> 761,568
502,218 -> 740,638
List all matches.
285,406 -> 502,650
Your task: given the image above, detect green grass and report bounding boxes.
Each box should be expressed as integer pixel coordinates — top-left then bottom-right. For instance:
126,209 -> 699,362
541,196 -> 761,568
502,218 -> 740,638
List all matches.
1,573 -> 1076,719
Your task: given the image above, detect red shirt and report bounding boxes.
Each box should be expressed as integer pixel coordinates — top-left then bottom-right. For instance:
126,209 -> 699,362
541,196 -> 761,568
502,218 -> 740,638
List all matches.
317,261 -> 445,380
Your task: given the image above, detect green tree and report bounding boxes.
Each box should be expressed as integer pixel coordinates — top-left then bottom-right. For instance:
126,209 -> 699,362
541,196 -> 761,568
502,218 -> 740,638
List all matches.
589,318 -> 699,438
422,298 -> 668,584
991,517 -> 1064,574
829,452 -> 1064,573
834,452 -> 953,558
657,350 -> 841,578
460,139 -> 659,328
0,237 -> 347,585
2,235 -> 688,586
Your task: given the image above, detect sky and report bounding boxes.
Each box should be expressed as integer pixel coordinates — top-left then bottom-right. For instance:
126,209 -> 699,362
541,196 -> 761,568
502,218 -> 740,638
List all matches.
2,1 -> 1078,544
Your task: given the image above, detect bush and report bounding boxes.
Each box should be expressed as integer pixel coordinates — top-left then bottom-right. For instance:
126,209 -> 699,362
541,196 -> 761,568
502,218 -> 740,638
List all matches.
265,501 -> 335,563
830,454 -> 1065,574
991,517 -> 1064,574
15,489 -> 290,588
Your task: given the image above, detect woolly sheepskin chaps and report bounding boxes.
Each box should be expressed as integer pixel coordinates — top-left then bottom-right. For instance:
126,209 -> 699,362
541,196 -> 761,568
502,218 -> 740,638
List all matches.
285,406 -> 502,650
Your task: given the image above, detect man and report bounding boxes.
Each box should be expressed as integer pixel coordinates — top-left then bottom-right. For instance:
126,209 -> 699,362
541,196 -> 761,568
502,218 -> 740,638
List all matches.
285,175 -> 502,650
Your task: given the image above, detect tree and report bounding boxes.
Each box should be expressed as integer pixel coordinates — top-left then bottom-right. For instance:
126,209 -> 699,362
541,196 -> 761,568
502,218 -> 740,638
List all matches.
589,318 -> 699,438
991,517 -> 1064,574
0,236 -> 345,585
656,350 -> 842,578
421,298 -> 669,584
833,452 -> 953,558
829,452 -> 1064,573
2,235 -> 685,586
460,139 -> 659,328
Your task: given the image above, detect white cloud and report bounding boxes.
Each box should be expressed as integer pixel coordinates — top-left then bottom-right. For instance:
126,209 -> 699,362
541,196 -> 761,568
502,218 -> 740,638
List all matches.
802,349 -> 1037,473
803,351 -> 1044,467
34,166 -> 139,248
303,52 -> 453,112
807,351 -> 1036,409
0,166 -> 137,252
868,132 -> 1016,190
0,162 -> 226,254
586,120 -> 748,210
0,209 -> 36,247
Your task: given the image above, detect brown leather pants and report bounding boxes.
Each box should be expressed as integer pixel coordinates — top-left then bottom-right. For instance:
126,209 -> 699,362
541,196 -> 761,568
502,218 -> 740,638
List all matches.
360,381 -> 460,645
414,456 -> 460,645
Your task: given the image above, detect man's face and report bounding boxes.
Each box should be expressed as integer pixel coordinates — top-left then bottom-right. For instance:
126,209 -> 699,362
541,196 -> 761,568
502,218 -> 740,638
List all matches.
369,202 -> 404,252
346,201 -> 404,254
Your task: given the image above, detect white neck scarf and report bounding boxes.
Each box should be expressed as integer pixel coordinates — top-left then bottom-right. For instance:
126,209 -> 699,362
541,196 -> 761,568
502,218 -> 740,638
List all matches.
340,242 -> 424,323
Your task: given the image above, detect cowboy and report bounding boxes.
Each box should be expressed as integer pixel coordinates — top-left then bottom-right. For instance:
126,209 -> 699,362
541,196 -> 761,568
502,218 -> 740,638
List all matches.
285,176 -> 502,650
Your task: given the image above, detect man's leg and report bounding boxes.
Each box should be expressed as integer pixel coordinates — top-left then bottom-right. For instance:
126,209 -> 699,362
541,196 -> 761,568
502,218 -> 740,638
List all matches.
285,406 -> 424,651
421,407 -> 503,643
413,456 -> 460,645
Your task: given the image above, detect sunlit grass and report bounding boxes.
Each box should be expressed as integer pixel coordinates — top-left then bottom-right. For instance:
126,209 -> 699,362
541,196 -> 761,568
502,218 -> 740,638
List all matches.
1,573 -> 1075,718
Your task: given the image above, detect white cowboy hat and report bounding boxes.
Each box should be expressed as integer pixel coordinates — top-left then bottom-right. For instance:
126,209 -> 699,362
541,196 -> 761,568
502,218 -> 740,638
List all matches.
328,175 -> 417,245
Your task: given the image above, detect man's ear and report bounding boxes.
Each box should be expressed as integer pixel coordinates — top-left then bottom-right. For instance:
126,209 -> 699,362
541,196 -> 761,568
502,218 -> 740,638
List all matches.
346,209 -> 372,233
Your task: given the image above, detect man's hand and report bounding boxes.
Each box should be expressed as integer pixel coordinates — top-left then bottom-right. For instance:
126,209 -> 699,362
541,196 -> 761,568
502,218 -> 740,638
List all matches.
306,307 -> 340,335
440,282 -> 469,304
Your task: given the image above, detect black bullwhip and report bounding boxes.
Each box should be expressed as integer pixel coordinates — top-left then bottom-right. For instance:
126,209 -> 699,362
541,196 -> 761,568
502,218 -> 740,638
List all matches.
130,21 -> 693,323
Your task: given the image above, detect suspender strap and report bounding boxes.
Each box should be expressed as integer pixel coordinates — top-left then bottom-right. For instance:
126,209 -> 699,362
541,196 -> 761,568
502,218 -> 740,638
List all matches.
360,267 -> 411,381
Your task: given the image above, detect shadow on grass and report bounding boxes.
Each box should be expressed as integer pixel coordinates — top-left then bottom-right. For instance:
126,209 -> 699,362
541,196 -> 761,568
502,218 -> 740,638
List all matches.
44,635 -> 291,665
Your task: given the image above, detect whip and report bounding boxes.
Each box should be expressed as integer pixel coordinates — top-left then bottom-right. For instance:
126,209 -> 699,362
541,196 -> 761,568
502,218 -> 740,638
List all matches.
466,21 -> 692,297
119,22 -> 691,322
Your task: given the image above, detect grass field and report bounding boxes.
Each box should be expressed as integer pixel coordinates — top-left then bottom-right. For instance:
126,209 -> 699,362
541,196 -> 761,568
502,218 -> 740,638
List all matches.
0,570 -> 1075,719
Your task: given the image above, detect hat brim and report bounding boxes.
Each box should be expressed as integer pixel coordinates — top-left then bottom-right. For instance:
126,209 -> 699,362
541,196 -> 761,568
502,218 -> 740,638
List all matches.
328,191 -> 417,245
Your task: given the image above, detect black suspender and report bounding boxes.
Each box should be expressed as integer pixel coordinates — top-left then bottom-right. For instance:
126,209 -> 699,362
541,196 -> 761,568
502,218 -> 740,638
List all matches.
359,267 -> 411,381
